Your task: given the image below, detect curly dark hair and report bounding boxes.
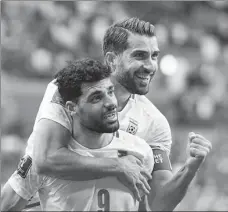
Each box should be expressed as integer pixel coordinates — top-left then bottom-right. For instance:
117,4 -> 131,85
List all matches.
55,58 -> 112,102
103,17 -> 155,56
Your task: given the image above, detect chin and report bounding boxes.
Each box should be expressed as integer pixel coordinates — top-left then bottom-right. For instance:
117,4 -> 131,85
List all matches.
104,121 -> 119,133
127,83 -> 149,95
94,121 -> 119,133
134,87 -> 149,95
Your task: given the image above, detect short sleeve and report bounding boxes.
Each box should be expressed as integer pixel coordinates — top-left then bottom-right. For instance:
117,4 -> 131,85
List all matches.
34,102 -> 73,133
33,81 -> 73,133
146,114 -> 172,154
7,155 -> 44,201
143,147 -> 154,174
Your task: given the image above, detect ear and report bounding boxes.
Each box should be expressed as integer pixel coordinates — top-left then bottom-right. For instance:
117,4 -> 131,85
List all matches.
104,52 -> 117,72
66,101 -> 78,116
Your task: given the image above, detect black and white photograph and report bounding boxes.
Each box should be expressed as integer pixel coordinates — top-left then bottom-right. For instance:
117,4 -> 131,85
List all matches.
1,1 -> 228,211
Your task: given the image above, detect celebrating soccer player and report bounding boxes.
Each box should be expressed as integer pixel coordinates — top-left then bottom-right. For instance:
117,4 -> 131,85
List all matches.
1,18 -> 212,211
1,59 -> 212,211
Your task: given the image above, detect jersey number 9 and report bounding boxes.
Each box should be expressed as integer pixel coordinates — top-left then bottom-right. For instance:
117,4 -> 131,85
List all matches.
97,189 -> 110,211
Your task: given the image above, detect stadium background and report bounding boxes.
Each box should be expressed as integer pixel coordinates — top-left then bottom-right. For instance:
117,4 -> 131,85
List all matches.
1,1 -> 228,210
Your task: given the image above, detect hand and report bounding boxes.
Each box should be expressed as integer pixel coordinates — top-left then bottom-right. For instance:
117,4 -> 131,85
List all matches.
116,155 -> 152,201
188,132 -> 212,162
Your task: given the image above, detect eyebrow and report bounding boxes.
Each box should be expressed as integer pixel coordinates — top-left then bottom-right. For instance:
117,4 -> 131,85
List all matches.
88,90 -> 102,98
152,50 -> 160,54
87,85 -> 114,98
131,49 -> 160,55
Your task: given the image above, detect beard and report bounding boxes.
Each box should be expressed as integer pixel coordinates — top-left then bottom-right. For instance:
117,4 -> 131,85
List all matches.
81,118 -> 120,134
94,121 -> 119,133
117,70 -> 151,95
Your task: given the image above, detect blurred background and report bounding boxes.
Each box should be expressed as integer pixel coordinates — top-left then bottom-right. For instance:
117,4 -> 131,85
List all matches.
1,1 -> 228,210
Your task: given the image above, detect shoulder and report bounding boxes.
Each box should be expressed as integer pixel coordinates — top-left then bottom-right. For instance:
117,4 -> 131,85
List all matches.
134,95 -> 172,152
117,130 -> 151,153
42,80 -> 65,106
34,80 -> 72,132
134,95 -> 167,123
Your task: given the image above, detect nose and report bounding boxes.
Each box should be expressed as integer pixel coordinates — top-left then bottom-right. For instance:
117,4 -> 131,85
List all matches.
104,95 -> 117,111
143,58 -> 157,74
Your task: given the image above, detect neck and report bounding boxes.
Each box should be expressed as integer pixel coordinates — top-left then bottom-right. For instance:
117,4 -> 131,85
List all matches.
111,76 -> 132,112
72,119 -> 113,149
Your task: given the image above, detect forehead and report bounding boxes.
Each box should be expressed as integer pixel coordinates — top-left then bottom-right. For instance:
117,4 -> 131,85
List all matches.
81,78 -> 113,96
126,32 -> 159,52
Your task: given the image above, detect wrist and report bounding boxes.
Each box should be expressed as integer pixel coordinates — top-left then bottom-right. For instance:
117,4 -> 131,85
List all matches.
186,157 -> 203,174
109,158 -> 123,177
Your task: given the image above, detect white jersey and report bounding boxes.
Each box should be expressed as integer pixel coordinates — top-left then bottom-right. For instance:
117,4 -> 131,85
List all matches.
26,80 -> 172,156
7,80 -> 168,210
118,94 -> 172,153
8,131 -> 154,211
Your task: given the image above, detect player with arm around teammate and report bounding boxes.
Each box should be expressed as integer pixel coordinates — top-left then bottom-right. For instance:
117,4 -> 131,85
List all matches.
1,59 -> 151,211
102,17 -> 212,210
1,59 -> 152,211
1,59 -> 212,211
2,17 -> 213,211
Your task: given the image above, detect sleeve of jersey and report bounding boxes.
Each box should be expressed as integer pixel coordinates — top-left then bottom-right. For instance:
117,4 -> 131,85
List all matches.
144,148 -> 155,174
152,148 -> 172,172
34,101 -> 73,134
146,114 -> 172,155
7,156 -> 44,201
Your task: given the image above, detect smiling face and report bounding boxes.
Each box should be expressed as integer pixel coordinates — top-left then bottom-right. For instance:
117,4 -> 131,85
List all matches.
75,78 -> 119,133
114,33 -> 160,95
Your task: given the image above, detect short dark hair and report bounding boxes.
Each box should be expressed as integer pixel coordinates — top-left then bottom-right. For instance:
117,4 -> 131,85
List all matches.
55,58 -> 111,102
103,17 -> 155,55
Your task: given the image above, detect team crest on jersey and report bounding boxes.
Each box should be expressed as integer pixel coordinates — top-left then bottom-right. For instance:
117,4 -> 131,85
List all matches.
17,155 -> 32,178
126,118 -> 138,135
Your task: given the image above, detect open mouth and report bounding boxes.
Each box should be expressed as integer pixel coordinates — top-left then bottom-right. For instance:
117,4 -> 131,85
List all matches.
135,74 -> 151,83
135,72 -> 155,83
104,112 -> 117,122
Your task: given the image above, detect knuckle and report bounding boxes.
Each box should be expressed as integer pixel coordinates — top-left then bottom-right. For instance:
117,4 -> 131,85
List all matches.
137,180 -> 143,185
205,147 -> 209,152
141,177 -> 146,183
208,143 -> 212,150
192,146 -> 198,151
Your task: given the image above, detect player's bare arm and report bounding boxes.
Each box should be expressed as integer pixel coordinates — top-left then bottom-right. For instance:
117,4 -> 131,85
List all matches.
32,119 -> 151,200
148,132 -> 212,211
1,182 -> 28,211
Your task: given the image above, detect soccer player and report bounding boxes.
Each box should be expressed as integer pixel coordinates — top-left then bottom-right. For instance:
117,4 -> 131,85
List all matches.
1,59 -> 212,211
1,18 -> 212,211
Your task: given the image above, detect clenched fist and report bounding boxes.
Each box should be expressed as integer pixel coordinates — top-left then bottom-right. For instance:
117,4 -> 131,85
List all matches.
188,132 -> 212,161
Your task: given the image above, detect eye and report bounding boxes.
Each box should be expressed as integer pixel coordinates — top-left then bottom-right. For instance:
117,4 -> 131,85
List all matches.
134,52 -> 146,59
108,89 -> 114,96
91,94 -> 102,103
151,52 -> 159,59
135,52 -> 144,57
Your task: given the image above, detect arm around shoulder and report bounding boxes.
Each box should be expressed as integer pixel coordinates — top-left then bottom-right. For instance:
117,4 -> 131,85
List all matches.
32,119 -> 123,181
32,118 -> 72,176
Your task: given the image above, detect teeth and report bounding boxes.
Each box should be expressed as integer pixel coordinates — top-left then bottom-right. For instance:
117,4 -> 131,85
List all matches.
105,113 -> 115,119
136,74 -> 150,79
